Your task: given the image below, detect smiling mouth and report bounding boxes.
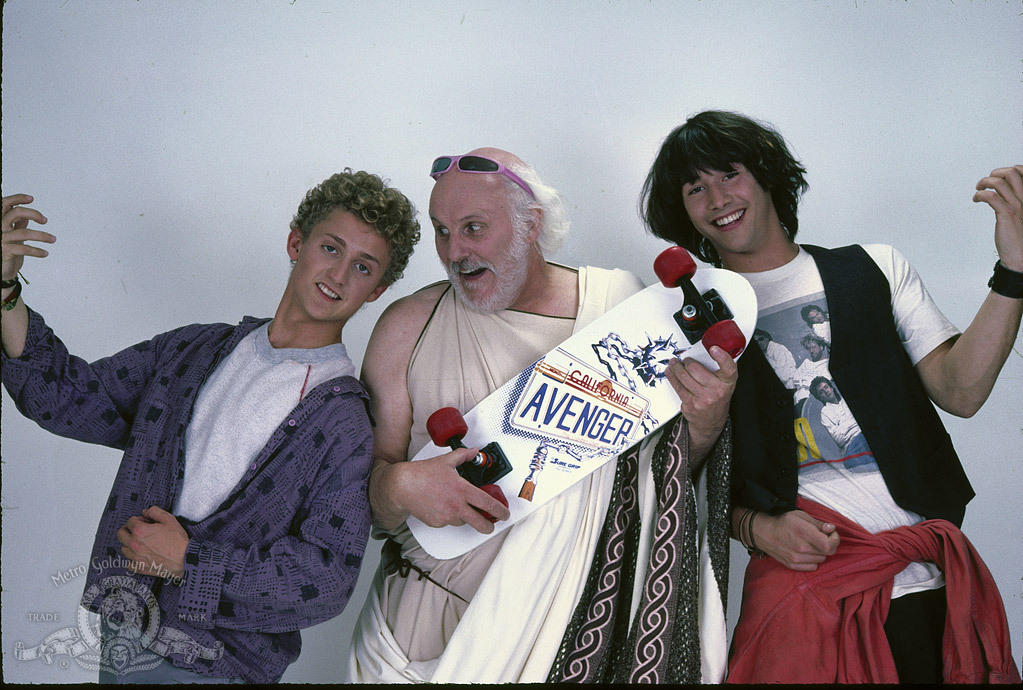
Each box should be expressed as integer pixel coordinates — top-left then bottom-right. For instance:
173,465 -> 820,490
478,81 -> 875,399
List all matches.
317,283 -> 341,300
713,209 -> 745,228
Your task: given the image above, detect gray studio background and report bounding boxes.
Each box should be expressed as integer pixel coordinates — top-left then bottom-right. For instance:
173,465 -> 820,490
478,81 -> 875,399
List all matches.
2,0 -> 1020,682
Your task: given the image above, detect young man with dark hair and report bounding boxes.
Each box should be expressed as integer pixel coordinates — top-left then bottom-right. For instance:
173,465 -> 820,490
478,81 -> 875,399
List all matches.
642,110 -> 1021,683
1,170 -> 421,684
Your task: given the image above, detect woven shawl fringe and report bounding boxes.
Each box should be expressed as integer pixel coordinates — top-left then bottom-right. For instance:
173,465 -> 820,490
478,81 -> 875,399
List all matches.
547,416 -> 732,683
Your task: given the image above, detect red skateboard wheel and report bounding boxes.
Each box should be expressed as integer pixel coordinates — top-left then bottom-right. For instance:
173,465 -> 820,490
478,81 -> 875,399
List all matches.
654,246 -> 698,288
703,320 -> 746,359
478,483 -> 509,523
427,407 -> 468,447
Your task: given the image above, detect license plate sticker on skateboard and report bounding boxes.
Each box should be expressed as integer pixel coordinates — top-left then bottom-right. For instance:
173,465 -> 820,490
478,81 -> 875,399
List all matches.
509,347 -> 651,450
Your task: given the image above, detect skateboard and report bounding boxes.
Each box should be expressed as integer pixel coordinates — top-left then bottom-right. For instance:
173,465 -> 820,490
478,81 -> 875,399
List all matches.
407,247 -> 757,559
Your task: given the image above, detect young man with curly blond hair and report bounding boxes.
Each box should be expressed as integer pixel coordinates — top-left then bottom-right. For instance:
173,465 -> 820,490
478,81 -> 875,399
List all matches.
1,169 -> 421,684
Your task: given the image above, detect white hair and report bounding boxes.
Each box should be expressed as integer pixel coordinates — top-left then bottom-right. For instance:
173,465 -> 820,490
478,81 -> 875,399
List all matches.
502,158 -> 570,256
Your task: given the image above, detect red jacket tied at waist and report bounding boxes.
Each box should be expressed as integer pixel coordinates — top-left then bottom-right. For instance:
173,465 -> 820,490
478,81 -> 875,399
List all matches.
727,498 -> 1020,684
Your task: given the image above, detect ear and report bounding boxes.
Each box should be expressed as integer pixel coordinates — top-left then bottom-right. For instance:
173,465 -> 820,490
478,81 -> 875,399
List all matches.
365,283 -> 388,304
287,226 -> 304,261
525,208 -> 543,244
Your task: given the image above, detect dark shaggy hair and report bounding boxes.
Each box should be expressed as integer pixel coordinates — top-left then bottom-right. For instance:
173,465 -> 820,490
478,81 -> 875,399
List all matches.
641,110 -> 808,266
291,169 -> 421,285
810,376 -> 840,403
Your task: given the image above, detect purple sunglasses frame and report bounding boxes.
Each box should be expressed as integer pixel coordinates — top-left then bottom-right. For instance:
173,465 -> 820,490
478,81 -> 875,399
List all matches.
430,154 -> 535,199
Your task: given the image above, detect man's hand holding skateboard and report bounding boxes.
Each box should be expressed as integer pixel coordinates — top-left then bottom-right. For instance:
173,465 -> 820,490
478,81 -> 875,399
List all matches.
665,345 -> 738,464
371,448 -> 511,534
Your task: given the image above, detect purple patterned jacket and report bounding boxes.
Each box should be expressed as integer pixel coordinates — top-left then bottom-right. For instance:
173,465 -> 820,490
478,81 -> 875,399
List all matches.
2,308 -> 373,683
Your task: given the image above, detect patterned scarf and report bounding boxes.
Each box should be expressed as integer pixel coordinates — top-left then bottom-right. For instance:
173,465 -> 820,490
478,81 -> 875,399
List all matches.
547,416 -> 732,683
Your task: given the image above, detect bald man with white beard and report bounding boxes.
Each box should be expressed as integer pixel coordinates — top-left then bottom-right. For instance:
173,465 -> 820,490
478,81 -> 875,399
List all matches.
346,148 -> 736,683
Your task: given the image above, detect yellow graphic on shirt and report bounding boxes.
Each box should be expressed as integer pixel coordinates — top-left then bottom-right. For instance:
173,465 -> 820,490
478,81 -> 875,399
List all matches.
794,417 -> 821,463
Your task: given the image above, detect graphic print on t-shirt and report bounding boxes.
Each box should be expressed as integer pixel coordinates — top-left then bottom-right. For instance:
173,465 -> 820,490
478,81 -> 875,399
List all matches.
752,291 -> 877,475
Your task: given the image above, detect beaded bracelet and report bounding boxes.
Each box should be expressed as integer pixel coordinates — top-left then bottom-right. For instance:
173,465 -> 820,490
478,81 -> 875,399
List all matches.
2,278 -> 22,311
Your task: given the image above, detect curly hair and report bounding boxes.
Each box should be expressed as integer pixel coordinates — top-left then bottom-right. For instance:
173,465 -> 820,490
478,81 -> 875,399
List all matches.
801,333 -> 829,352
291,169 -> 421,285
641,110 -> 808,266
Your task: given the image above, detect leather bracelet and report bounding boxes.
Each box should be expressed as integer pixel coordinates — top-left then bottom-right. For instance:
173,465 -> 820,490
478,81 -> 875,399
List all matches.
737,508 -> 754,549
1,277 -> 18,289
988,260 -> 1023,299
737,509 -> 765,558
1,278 -> 22,311
741,509 -> 753,546
746,511 -> 765,559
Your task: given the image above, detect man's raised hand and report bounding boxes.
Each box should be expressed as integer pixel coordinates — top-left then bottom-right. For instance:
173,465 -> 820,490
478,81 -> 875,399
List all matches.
973,165 -> 1023,272
2,194 -> 54,281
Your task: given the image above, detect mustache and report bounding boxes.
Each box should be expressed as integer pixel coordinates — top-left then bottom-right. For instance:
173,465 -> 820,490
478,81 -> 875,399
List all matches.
448,257 -> 493,275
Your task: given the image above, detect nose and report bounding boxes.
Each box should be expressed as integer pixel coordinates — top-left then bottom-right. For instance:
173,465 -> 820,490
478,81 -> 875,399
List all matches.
443,231 -> 470,264
707,183 -> 728,210
327,254 -> 348,285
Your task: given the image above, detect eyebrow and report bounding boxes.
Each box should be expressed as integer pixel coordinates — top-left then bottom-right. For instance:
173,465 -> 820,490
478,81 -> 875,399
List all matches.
681,172 -> 709,187
324,233 -> 382,266
430,212 -> 486,226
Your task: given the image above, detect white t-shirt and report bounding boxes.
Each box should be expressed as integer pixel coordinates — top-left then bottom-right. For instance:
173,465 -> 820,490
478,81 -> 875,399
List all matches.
740,245 -> 960,596
174,322 -> 355,521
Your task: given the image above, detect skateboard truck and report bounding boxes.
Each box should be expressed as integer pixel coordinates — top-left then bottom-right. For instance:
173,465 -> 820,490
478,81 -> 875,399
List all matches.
654,247 -> 747,358
426,407 -> 513,488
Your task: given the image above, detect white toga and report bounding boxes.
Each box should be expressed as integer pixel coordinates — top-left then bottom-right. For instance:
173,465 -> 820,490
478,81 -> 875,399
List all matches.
346,266 -> 727,683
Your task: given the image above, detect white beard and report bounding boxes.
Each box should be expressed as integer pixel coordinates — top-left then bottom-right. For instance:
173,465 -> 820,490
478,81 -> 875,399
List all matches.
444,230 -> 531,314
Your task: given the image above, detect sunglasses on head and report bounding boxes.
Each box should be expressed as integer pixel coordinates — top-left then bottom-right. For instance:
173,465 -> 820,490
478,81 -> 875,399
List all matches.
430,154 -> 535,199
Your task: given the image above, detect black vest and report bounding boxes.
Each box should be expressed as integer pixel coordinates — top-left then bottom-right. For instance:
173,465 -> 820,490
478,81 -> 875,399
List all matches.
730,244 -> 974,526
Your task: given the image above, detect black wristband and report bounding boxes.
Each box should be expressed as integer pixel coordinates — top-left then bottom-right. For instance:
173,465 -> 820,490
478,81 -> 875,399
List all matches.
988,261 -> 1023,299
1,277 -> 18,289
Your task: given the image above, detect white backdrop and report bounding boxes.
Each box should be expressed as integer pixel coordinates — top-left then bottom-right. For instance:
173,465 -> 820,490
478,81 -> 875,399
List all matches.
2,0 -> 1020,683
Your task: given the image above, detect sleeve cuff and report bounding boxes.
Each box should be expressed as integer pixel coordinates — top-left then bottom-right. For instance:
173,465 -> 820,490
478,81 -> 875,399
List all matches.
1,307 -> 44,363
176,540 -> 232,630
